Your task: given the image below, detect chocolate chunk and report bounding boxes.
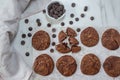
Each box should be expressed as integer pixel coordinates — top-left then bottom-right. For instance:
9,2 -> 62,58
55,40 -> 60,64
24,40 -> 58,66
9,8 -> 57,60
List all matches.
71,3 -> 76,7
56,43 -> 71,53
33,54 -> 54,76
43,9 -> 46,14
71,45 -> 81,53
102,28 -> 119,50
61,22 -> 65,26
32,30 -> 50,50
36,19 -> 40,22
70,13 -> 74,18
25,52 -> 30,56
68,37 -> 79,45
21,40 -> 25,45
84,6 -> 88,12
81,13 -> 85,18
52,42 -> 56,46
81,54 -> 101,75
25,19 -> 29,24
52,28 -> 56,32
69,21 -> 73,25
47,23 -> 51,27
75,17 -> 79,21
37,22 -> 41,26
50,49 -> 54,53
103,56 -> 120,77
76,28 -> 81,32
28,27 -> 33,31
80,27 -> 99,47
56,55 -> 77,76
21,34 -> 26,38
90,16 -> 94,21
66,27 -> 77,37
52,34 -> 56,38
28,33 -> 32,37
58,31 -> 67,42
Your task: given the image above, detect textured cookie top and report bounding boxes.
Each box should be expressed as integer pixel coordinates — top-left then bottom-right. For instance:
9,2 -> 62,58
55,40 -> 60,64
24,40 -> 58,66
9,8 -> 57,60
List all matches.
103,56 -> 120,77
80,27 -> 99,47
33,54 -> 54,76
102,28 -> 119,50
32,30 -> 50,50
56,55 -> 77,76
81,54 -> 101,75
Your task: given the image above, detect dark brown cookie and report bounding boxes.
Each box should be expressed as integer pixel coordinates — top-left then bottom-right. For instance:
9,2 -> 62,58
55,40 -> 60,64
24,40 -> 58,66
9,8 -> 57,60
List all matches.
33,54 -> 54,76
68,37 -> 79,45
32,30 -> 50,50
102,29 -> 119,50
80,27 -> 99,47
58,31 -> 67,42
103,56 -> 120,77
66,27 -> 77,37
56,55 -> 77,76
81,54 -> 101,75
71,45 -> 81,53
56,43 -> 71,53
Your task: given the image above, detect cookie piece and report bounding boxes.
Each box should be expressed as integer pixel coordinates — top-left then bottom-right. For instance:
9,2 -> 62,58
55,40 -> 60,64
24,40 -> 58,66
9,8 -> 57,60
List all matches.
80,27 -> 99,47
56,43 -> 71,53
33,54 -> 54,76
66,27 -> 77,37
102,29 -> 119,50
56,55 -> 77,76
69,37 -> 79,45
71,45 -> 81,53
103,56 -> 120,77
58,31 -> 67,42
81,54 -> 101,75
32,30 -> 50,50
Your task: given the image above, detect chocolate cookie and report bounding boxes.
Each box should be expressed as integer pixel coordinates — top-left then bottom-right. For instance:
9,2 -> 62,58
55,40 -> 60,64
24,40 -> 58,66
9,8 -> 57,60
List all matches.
56,43 -> 71,53
56,55 -> 77,76
66,27 -> 77,37
71,45 -> 81,53
32,30 -> 50,50
80,54 -> 101,75
33,54 -> 54,76
80,27 -> 99,47
69,37 -> 79,45
58,31 -> 67,42
102,29 -> 119,50
103,56 -> 120,77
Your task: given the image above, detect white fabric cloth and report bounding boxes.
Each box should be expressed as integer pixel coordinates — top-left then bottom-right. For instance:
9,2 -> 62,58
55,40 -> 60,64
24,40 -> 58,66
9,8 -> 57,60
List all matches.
0,0 -> 50,80
0,0 -> 119,80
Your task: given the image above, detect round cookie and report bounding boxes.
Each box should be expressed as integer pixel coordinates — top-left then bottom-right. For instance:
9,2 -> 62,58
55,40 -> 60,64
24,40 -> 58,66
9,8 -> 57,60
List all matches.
80,54 -> 101,75
56,55 -> 77,76
103,56 -> 120,77
80,27 -> 99,47
33,54 -> 54,76
102,28 -> 119,50
32,30 -> 50,50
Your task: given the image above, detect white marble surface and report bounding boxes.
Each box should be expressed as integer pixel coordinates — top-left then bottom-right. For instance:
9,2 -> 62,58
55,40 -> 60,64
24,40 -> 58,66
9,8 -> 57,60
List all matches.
13,0 -> 120,80
0,0 -> 120,80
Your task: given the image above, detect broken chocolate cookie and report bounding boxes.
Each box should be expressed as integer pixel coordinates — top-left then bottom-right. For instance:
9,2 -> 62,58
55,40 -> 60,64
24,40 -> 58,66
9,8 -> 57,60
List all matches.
68,37 -> 79,45
71,45 -> 81,53
56,43 -> 71,53
66,27 -> 77,37
58,31 -> 67,42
